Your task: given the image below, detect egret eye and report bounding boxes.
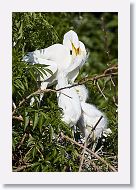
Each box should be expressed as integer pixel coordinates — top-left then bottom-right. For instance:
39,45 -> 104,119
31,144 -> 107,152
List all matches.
70,50 -> 72,55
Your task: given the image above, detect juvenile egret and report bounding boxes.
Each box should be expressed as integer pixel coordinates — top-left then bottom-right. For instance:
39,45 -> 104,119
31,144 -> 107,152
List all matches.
74,84 -> 89,102
75,85 -> 107,148
56,73 -> 81,127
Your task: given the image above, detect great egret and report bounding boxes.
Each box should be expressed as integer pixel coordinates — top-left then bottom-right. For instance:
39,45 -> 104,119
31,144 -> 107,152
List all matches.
23,44 -> 72,104
23,30 -> 87,85
56,73 -> 81,127
63,30 -> 87,83
75,85 -> 107,148
23,30 -> 87,104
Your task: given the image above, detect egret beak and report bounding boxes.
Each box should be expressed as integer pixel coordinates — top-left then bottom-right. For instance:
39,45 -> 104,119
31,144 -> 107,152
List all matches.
72,43 -> 80,56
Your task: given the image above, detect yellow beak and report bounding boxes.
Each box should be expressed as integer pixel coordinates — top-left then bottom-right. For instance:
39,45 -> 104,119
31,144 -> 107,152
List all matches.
72,43 -> 80,56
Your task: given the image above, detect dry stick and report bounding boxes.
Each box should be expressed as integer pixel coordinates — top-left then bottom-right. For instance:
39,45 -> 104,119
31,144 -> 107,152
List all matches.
96,81 -> 108,100
13,115 -> 23,121
58,71 -> 118,91
78,152 -> 101,172
36,147 -> 44,160
110,75 -> 116,87
13,115 -> 33,126
14,153 -> 100,172
84,156 -> 101,172
13,164 -> 32,172
92,115 -> 103,131
87,115 -> 103,142
104,65 -> 118,75
61,132 -> 117,172
95,145 -> 104,154
17,133 -> 27,149
12,89 -> 72,115
23,147 -> 33,163
79,116 -> 103,172
79,140 -> 87,172
12,89 -> 56,115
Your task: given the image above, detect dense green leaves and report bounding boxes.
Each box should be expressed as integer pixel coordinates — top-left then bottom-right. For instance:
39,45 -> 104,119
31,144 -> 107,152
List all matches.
12,12 -> 118,172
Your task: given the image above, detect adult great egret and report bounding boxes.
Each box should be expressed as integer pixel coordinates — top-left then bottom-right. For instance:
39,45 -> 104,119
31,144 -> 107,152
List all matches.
23,30 -> 87,87
63,30 -> 87,83
75,85 -> 107,148
23,30 -> 87,104
23,44 -> 72,104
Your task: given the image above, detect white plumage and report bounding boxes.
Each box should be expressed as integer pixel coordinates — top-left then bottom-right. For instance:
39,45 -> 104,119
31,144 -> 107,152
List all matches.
75,85 -> 107,142
22,30 -> 110,145
56,73 -> 81,127
23,30 -> 87,104
63,31 -> 87,83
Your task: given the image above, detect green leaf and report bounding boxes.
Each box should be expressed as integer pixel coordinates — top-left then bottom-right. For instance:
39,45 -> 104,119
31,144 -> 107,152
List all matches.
18,23 -> 23,39
32,147 -> 37,158
49,125 -> 54,143
14,79 -> 25,91
38,113 -> 44,133
45,68 -> 53,75
29,70 -> 37,82
24,113 -> 29,131
33,112 -> 39,130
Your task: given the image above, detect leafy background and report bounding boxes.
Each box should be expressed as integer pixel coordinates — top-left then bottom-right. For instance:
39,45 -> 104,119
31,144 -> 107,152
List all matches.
12,12 -> 118,172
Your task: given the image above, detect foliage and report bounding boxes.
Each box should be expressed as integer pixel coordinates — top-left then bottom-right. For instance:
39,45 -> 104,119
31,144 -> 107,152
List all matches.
12,12 -> 118,172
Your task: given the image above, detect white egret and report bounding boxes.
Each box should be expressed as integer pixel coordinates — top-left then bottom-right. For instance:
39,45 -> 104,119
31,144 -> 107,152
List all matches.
23,30 -> 87,81
23,30 -> 87,104
75,85 -> 107,148
63,30 -> 87,83
56,73 -> 81,128
23,44 -> 72,103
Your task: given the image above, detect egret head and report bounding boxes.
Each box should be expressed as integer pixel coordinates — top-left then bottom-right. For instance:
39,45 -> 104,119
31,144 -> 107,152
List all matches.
75,85 -> 89,102
63,30 -> 81,57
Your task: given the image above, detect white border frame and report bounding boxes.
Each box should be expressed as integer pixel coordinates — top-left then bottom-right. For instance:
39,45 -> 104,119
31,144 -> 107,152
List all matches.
0,0 -> 130,184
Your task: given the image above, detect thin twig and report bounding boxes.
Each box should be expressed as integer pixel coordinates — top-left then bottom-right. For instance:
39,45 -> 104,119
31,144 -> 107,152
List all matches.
13,115 -> 33,126
12,89 -> 72,115
61,132 -> 117,172
13,115 -> 23,121
96,81 -> 108,100
95,145 -> 104,154
79,141 -> 87,172
17,133 -> 27,149
110,75 -> 116,87
87,116 -> 103,142
36,147 -> 44,160
13,164 -> 32,172
78,153 -> 101,172
12,89 -> 56,115
92,115 -> 103,132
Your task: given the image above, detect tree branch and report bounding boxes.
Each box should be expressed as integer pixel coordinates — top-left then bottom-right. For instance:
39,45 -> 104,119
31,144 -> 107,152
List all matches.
12,65 -> 118,116
61,132 -> 117,172
79,140 -> 87,172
